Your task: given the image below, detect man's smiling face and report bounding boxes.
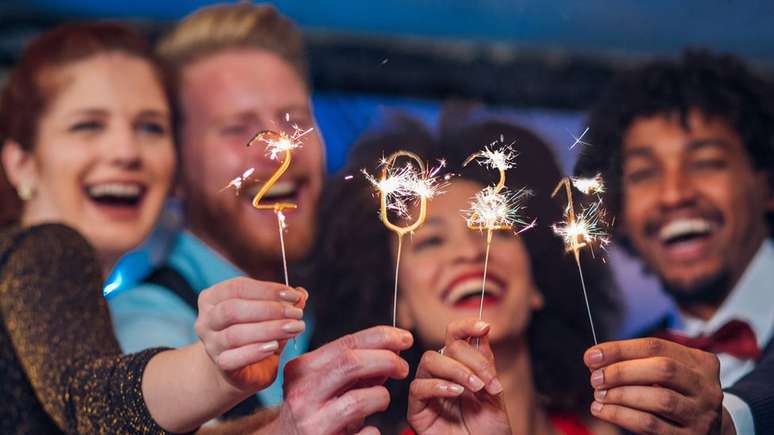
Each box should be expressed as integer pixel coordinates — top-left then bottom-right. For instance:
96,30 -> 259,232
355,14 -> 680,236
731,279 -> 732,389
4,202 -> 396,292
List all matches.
620,110 -> 771,306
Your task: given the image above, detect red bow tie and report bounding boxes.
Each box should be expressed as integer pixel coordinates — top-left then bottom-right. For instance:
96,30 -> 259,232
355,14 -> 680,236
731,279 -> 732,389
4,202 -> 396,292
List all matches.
655,319 -> 761,361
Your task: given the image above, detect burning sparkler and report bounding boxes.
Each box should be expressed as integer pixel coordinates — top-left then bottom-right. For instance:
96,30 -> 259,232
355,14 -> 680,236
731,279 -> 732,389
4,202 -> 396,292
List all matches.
222,122 -> 314,287
462,144 -> 534,326
364,151 -> 445,327
551,173 -> 610,344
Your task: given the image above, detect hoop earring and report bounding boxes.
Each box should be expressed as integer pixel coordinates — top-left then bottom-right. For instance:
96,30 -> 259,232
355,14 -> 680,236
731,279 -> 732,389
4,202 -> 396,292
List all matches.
17,183 -> 35,201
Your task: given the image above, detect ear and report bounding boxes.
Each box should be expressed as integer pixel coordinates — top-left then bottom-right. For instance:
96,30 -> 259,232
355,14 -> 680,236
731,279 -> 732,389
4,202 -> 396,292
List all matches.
2,139 -> 38,190
396,293 -> 415,330
530,285 -> 544,311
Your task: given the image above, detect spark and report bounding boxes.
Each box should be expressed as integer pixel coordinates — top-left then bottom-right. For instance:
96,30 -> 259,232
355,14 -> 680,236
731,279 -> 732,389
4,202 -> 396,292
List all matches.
250,124 -> 314,161
344,175 -> 354,181
221,167 -> 256,195
551,196 -> 610,255
473,145 -> 517,171
570,126 -> 590,149
363,157 -> 446,219
464,186 -> 533,233
570,173 -> 605,195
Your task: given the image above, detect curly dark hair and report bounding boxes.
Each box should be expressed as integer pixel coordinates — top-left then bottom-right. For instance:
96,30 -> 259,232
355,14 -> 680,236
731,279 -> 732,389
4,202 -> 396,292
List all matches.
304,111 -> 622,432
574,50 -> 774,244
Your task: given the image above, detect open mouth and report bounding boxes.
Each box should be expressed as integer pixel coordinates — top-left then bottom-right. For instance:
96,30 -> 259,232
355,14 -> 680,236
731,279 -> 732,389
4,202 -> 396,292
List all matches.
244,180 -> 302,205
658,218 -> 715,247
442,271 -> 506,309
85,182 -> 146,208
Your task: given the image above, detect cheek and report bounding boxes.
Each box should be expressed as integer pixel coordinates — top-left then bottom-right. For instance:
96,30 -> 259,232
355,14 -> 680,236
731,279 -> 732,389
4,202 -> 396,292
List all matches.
398,255 -> 439,302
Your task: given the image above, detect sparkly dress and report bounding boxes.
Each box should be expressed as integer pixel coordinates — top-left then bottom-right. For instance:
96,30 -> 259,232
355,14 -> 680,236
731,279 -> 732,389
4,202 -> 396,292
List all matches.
0,224 -> 169,434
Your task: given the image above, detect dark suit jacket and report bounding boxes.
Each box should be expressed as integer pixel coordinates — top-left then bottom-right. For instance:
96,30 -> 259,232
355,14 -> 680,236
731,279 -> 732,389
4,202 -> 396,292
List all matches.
725,338 -> 774,434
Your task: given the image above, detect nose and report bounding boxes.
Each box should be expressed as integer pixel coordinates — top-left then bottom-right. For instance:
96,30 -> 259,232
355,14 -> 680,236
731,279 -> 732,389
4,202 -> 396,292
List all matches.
107,123 -> 141,170
658,166 -> 696,210
453,229 -> 487,264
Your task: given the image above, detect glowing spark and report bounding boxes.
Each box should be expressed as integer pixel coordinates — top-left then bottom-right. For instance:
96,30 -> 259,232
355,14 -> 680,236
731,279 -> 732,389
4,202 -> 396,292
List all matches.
570,126 -> 590,149
464,186 -> 533,232
363,157 -> 446,220
570,173 -> 605,195
221,167 -> 256,194
344,175 -> 354,180
250,124 -> 313,161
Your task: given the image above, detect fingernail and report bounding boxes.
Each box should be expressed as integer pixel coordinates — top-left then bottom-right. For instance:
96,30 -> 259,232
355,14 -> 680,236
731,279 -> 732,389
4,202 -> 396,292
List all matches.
400,330 -> 413,345
440,383 -> 464,395
295,286 -> 309,298
486,377 -> 504,395
260,341 -> 279,352
285,306 -> 303,319
591,401 -> 603,414
468,374 -> 485,391
474,321 -> 489,331
591,369 -> 604,387
594,389 -> 607,401
282,320 -> 305,333
279,290 -> 301,302
588,349 -> 604,364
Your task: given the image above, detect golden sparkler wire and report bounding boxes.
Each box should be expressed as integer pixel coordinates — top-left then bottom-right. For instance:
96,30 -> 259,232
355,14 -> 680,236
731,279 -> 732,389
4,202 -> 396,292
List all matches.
552,177 -> 600,345
392,235 -> 404,328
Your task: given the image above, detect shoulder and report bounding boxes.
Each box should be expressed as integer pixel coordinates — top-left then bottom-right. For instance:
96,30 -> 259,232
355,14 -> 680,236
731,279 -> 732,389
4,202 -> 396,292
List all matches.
0,224 -> 97,274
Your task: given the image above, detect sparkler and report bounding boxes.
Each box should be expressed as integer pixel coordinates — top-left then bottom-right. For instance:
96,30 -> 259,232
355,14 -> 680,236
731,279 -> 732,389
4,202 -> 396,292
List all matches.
246,126 -> 313,287
462,145 -> 534,327
364,151 -> 445,327
222,123 -> 314,285
551,173 -> 610,344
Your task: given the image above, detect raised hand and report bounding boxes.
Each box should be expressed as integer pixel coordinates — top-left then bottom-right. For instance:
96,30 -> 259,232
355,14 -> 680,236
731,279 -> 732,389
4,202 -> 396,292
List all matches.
195,277 -> 308,393
585,338 -> 724,435
407,318 -> 511,435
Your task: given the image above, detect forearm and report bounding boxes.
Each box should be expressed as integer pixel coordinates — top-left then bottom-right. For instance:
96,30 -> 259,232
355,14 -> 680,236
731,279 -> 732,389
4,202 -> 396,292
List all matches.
142,341 -> 249,433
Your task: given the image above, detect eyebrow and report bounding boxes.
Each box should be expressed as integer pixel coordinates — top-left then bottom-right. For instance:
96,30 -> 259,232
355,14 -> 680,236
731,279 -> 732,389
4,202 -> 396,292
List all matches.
424,217 -> 445,227
686,138 -> 732,152
623,138 -> 732,160
622,146 -> 654,160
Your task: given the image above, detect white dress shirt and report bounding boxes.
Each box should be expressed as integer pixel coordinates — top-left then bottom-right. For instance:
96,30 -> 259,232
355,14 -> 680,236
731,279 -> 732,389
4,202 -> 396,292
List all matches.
672,240 -> 774,435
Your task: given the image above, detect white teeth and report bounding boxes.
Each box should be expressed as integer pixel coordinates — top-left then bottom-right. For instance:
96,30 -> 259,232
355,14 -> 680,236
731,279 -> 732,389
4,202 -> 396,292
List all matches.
87,183 -> 142,198
264,181 -> 297,198
445,278 -> 502,305
659,218 -> 713,242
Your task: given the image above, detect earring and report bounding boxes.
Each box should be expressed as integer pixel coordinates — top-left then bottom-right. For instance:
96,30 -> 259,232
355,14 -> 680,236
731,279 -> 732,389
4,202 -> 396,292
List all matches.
17,183 -> 34,201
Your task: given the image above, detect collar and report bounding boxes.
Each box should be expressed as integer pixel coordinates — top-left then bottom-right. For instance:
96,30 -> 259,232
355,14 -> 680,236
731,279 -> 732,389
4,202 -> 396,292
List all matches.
678,239 -> 774,350
168,230 -> 244,293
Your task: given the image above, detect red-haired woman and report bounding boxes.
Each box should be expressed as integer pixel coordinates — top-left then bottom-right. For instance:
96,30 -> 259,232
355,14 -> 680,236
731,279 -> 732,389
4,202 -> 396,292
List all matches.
0,23 -> 306,433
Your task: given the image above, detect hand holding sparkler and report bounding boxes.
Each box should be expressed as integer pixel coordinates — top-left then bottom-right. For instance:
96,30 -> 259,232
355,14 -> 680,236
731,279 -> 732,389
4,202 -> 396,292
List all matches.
551,174 -> 610,344
364,151 -> 445,327
462,145 -> 534,324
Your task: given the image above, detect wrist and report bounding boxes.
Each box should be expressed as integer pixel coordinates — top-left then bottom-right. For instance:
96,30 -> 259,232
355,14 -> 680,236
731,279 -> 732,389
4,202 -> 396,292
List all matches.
194,341 -> 250,401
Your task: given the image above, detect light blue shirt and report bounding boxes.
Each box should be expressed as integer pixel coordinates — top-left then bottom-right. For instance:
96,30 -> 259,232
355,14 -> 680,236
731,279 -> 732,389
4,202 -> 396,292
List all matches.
108,230 -> 312,407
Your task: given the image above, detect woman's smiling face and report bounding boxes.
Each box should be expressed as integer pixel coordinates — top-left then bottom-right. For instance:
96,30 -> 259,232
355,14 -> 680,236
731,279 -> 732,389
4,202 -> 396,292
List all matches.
13,52 -> 175,269
397,179 -> 543,348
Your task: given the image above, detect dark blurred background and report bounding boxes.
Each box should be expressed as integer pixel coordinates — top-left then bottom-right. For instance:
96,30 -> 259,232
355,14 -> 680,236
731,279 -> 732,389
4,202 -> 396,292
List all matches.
3,0 -> 773,336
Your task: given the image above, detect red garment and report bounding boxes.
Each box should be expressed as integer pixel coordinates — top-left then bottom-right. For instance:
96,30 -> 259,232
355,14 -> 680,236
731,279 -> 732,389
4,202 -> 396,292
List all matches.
400,412 -> 591,435
654,319 -> 761,360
